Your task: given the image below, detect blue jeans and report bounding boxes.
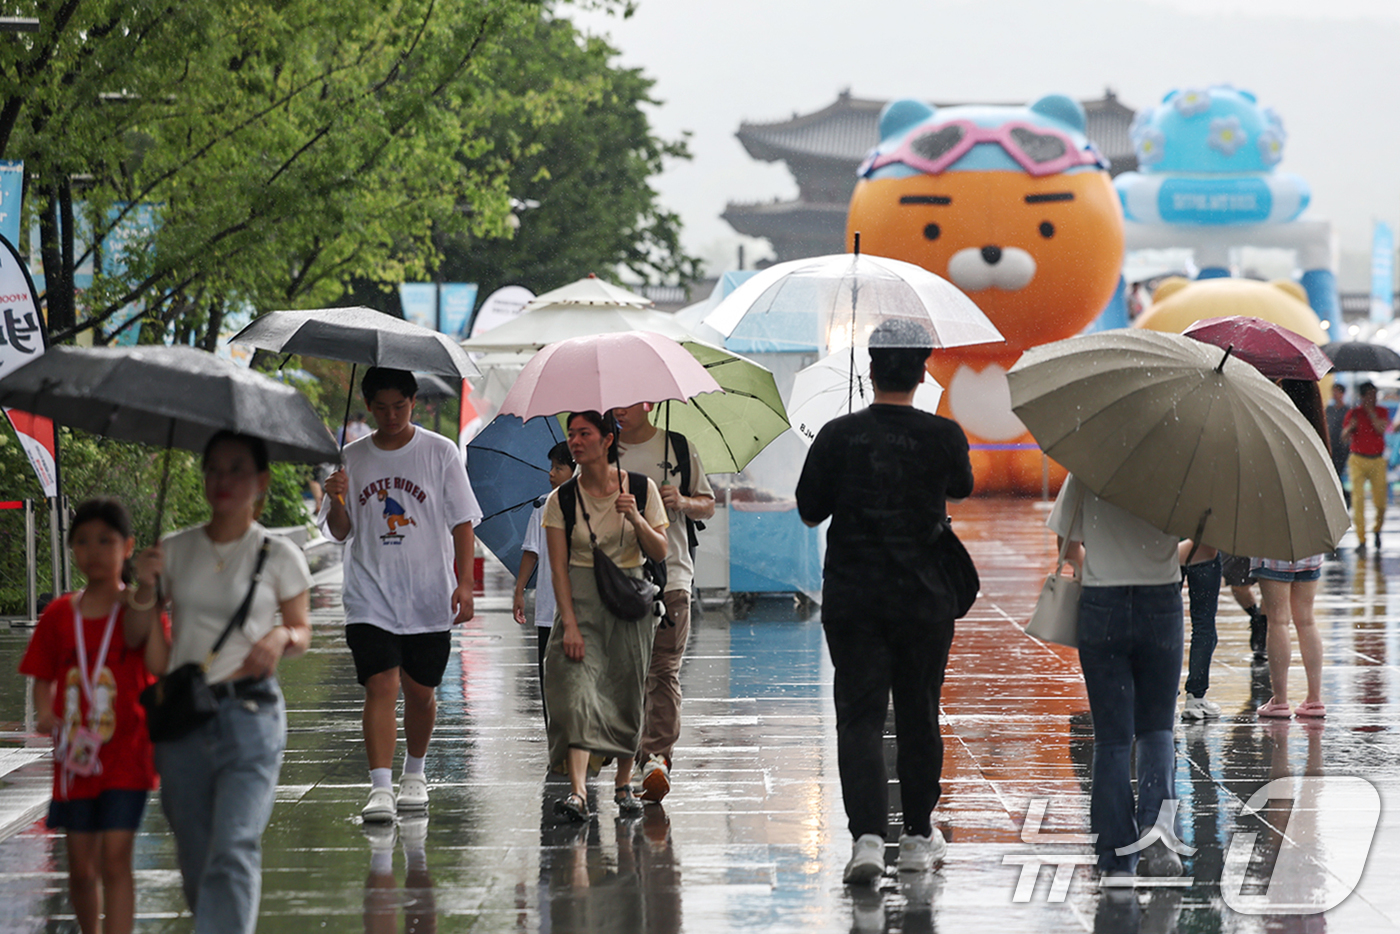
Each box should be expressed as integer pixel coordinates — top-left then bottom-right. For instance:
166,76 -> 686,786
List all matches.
1077,585 -> 1183,872
1184,556 -> 1220,697
154,681 -> 286,934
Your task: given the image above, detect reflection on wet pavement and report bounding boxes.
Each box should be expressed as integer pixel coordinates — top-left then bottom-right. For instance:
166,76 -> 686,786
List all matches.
0,497 -> 1397,931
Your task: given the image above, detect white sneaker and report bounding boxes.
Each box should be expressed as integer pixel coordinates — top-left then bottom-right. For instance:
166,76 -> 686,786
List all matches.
396,774 -> 429,812
897,831 -> 947,871
361,787 -> 396,823
1181,694 -> 1221,720
843,833 -> 887,885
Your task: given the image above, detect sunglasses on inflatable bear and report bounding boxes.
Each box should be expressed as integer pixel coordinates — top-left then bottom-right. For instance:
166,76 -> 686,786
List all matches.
863,120 -> 1108,178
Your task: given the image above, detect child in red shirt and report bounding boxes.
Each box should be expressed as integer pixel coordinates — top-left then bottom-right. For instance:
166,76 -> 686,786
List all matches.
19,499 -> 164,934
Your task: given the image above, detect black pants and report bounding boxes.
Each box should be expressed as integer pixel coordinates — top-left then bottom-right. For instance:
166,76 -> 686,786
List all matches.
822,611 -> 955,839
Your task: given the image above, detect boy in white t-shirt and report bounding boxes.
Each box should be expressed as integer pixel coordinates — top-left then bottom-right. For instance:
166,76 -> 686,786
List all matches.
511,441 -> 575,726
322,368 -> 483,824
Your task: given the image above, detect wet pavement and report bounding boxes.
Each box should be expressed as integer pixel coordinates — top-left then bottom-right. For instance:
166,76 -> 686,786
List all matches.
0,496 -> 1398,932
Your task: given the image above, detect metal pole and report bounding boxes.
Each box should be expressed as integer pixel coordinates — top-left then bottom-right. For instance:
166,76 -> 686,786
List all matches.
48,495 -> 61,602
25,498 -> 36,621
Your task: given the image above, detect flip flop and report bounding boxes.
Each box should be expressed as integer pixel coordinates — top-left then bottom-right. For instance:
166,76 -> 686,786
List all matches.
1294,701 -> 1327,718
1257,699 -> 1293,719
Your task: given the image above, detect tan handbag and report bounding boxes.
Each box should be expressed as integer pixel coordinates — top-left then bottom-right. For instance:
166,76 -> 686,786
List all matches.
1025,487 -> 1083,648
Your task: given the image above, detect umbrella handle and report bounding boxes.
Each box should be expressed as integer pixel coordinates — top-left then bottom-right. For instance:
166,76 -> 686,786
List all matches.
336,363 -> 357,505
151,422 -> 175,544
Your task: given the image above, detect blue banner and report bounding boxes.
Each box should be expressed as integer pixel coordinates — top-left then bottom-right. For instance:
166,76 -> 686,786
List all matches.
0,162 -> 22,248
438,283 -> 478,338
104,203 -> 160,345
399,283 -> 438,331
1370,221 -> 1394,325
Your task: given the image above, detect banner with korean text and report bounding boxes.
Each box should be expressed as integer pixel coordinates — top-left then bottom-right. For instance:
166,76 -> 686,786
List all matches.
0,234 -> 55,495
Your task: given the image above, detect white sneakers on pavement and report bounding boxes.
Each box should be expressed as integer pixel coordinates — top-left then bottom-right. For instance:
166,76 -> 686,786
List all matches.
897,831 -> 947,871
396,774 -> 429,812
362,787 -> 397,824
843,833 -> 887,884
1181,694 -> 1222,721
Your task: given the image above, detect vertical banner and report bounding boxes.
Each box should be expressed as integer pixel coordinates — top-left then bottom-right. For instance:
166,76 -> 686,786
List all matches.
470,285 -> 535,339
0,234 -> 56,496
438,283 -> 478,339
1370,220 -> 1395,325
399,283 -> 438,331
104,203 -> 160,346
458,381 -> 482,455
0,161 -> 23,248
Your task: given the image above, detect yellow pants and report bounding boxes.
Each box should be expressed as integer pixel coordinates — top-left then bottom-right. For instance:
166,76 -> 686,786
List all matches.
1349,453 -> 1388,536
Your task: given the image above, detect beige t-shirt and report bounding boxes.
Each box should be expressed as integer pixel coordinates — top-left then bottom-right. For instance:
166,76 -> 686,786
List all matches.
1047,474 -> 1181,587
542,474 -> 668,569
617,429 -> 714,593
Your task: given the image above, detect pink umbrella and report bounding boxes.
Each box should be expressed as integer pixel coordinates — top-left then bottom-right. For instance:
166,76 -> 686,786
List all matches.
498,331 -> 722,420
1182,315 -> 1333,381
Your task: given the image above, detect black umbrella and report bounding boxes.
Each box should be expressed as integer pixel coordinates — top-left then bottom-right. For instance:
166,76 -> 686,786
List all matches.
229,306 -> 481,450
413,372 -> 460,402
0,344 -> 340,537
1320,341 -> 1400,372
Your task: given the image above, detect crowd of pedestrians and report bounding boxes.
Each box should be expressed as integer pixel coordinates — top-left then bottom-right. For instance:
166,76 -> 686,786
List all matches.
16,346 -> 1383,930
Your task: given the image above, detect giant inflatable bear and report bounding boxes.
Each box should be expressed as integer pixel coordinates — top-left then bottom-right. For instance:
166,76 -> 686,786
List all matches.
848,95 -> 1125,494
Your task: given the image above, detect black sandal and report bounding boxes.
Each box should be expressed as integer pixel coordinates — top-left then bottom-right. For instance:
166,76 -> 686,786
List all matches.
555,792 -> 589,823
614,785 -> 643,816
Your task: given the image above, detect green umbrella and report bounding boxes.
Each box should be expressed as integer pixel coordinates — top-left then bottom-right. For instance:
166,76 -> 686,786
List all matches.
651,340 -> 789,474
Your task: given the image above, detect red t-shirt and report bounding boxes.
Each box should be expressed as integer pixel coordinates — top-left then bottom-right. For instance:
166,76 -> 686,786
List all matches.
1344,405 -> 1390,457
18,593 -> 164,800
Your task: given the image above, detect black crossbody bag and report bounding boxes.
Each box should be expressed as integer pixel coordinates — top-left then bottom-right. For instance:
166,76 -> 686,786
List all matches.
140,538 -> 271,742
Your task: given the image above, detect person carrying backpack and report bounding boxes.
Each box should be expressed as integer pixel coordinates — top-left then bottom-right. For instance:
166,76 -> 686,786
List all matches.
613,402 -> 715,804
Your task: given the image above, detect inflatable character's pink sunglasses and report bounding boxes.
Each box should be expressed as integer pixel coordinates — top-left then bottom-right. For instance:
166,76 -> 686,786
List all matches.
863,120 -> 1107,178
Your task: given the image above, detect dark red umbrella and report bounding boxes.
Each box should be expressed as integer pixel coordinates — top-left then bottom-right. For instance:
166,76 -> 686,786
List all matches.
1183,316 -> 1332,381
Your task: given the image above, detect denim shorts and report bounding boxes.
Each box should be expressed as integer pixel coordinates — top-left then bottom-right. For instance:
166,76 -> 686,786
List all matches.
1250,565 -> 1322,583
48,788 -> 148,833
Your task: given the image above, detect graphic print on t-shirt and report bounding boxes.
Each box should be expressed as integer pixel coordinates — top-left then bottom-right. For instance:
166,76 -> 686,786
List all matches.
358,476 -> 427,545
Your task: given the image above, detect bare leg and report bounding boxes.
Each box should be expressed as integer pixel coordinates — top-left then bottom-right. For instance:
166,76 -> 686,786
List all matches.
66,832 -> 101,934
401,673 -> 437,760
1290,580 -> 1324,705
98,830 -> 137,934
363,668 -> 402,770
1259,579 -> 1294,706
568,747 -> 590,799
614,756 -> 634,792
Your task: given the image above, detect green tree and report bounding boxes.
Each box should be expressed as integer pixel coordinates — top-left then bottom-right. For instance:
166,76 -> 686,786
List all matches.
434,15 -> 700,299
0,0 -> 642,348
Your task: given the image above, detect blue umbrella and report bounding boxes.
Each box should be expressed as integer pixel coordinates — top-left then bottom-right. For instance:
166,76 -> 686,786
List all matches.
466,414 -> 565,577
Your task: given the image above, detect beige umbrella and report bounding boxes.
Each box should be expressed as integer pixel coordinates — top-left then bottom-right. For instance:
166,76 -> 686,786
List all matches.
1006,329 -> 1349,561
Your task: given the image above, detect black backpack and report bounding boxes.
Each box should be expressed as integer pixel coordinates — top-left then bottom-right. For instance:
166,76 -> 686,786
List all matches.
558,472 -> 669,597
660,430 -> 704,556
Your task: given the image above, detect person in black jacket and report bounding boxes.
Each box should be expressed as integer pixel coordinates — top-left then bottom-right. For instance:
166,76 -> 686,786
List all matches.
796,318 -> 973,885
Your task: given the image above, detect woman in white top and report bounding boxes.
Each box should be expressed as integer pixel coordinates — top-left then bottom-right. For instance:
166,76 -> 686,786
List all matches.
129,431 -> 312,934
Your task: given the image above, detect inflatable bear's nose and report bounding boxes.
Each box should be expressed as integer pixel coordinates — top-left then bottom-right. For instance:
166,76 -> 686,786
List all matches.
981,245 -> 1002,265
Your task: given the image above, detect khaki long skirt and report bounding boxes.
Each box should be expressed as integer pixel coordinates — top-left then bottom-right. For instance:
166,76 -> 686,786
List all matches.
544,565 -> 656,774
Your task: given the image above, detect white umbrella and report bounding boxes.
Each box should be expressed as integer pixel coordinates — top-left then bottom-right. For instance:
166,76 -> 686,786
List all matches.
703,245 -> 1003,353
788,348 -> 943,444
522,275 -> 653,310
459,306 -> 696,354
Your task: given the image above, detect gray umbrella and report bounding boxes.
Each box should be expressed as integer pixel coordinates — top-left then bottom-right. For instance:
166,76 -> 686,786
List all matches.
1320,341 -> 1400,373
0,344 -> 340,536
229,306 -> 481,380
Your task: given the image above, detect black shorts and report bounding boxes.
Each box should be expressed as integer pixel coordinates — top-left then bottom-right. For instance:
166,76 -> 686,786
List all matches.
48,789 -> 148,833
1220,553 -> 1253,588
345,623 -> 452,688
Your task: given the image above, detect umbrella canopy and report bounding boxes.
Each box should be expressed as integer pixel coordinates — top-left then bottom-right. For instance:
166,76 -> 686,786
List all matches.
498,331 -> 722,422
1321,341 -> 1400,373
522,275 -> 652,310
465,414 -> 565,577
412,372 -> 460,402
787,348 -> 944,445
1007,329 -> 1349,561
458,306 -> 696,354
702,249 -> 1003,353
0,345 -> 339,465
650,340 -> 789,474
230,306 -> 481,380
1183,316 -> 1333,381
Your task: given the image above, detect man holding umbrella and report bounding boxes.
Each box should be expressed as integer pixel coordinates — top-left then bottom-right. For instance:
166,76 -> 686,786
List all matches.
795,319 -> 973,883
322,368 -> 482,823
613,401 -> 715,803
